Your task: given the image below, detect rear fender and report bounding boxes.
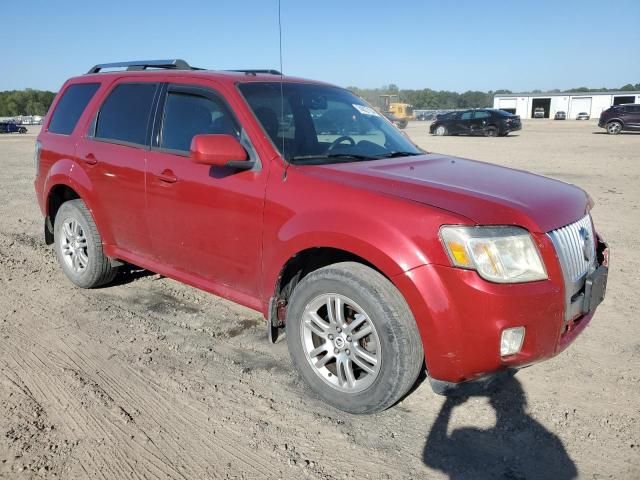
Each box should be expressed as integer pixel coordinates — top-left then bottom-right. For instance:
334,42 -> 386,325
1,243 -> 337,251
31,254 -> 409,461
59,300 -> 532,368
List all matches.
44,159 -> 114,246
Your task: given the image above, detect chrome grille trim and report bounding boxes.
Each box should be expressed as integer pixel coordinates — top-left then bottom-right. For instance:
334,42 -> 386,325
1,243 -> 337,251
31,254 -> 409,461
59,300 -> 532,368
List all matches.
549,214 -> 595,283
548,214 -> 596,321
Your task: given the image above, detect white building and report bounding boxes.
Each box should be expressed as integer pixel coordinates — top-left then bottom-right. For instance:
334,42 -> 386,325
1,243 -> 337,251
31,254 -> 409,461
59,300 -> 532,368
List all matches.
493,91 -> 640,119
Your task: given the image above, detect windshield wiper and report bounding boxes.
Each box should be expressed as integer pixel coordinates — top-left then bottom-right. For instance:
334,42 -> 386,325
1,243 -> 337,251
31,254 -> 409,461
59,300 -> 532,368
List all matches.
291,153 -> 371,162
291,151 -> 421,164
374,151 -> 422,158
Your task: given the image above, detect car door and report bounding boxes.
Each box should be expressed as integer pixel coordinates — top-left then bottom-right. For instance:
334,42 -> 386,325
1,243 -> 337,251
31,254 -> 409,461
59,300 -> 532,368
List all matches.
76,81 -> 159,255
470,110 -> 491,134
145,82 -> 266,297
626,105 -> 640,129
453,111 -> 473,135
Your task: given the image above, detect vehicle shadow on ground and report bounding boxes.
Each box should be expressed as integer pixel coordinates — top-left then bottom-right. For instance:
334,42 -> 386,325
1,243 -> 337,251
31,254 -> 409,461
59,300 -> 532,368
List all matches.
109,263 -> 157,287
592,131 -> 640,135
423,373 -> 577,480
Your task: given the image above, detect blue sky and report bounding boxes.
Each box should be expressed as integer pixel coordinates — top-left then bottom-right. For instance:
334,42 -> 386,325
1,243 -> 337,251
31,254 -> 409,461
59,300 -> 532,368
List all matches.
2,0 -> 638,93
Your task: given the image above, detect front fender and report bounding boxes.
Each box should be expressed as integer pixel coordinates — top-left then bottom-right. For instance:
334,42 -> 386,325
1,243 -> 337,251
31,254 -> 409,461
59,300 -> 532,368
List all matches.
261,196 -> 465,305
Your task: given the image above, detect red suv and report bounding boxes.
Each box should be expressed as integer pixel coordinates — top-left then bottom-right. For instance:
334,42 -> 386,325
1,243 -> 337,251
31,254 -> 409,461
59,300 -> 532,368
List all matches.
34,59 -> 609,413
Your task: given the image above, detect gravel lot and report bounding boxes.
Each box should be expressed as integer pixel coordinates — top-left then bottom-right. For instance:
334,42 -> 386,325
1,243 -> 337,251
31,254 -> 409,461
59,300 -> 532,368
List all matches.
0,120 -> 638,479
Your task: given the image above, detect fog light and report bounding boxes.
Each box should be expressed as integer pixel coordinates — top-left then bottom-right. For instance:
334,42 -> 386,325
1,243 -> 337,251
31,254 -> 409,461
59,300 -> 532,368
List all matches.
500,327 -> 525,356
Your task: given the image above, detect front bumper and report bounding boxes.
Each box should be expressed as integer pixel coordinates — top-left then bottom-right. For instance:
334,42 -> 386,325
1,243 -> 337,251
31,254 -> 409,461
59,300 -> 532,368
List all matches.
393,236 -> 609,385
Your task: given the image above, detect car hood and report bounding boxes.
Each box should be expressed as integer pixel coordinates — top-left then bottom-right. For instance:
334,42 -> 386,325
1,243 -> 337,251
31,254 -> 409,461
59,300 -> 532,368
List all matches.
301,154 -> 589,233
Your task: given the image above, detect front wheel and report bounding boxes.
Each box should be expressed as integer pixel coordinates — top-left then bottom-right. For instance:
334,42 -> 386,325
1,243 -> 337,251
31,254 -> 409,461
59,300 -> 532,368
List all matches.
434,125 -> 448,136
606,121 -> 622,135
18,127 -> 27,134
286,262 -> 424,414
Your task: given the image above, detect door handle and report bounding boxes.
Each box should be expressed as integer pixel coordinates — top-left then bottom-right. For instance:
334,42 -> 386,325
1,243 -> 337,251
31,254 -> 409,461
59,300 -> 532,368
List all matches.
84,153 -> 98,165
157,169 -> 178,184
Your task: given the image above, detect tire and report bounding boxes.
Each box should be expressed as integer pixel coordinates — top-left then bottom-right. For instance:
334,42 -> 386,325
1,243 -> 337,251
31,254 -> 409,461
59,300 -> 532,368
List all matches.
18,127 -> 27,134
606,121 -> 622,135
434,125 -> 447,136
54,199 -> 118,288
484,126 -> 498,137
286,262 -> 424,414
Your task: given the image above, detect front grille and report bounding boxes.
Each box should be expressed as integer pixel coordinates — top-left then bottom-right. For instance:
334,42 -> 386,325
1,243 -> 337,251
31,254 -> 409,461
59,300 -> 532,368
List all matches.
548,214 -> 595,282
548,214 -> 597,321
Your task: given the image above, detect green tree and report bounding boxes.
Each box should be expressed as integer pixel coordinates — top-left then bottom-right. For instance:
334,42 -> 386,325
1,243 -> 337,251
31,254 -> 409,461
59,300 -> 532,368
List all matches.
0,89 -> 56,116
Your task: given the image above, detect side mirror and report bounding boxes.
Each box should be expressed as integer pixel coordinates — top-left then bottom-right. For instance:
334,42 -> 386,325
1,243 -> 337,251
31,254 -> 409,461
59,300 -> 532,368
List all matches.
190,134 -> 253,170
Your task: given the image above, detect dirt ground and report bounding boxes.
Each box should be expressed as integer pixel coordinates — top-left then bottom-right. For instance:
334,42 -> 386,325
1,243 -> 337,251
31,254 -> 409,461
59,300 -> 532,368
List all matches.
0,120 -> 638,479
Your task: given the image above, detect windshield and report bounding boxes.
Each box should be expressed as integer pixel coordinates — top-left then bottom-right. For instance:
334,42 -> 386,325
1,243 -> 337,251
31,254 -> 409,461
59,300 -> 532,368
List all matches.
238,82 -> 422,164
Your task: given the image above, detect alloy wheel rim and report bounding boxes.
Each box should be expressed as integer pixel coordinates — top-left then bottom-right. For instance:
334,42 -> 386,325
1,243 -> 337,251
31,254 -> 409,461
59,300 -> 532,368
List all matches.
60,218 -> 89,273
609,123 -> 621,134
301,293 -> 382,393
437,126 -> 445,135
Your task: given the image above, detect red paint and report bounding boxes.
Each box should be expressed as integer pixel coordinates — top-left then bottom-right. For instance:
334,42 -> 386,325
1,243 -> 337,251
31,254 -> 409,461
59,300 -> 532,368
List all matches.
35,69 -> 606,385
190,134 -> 248,166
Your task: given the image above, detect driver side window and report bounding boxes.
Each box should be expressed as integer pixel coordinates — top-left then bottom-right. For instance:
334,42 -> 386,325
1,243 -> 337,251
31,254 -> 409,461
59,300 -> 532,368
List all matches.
160,90 -> 239,152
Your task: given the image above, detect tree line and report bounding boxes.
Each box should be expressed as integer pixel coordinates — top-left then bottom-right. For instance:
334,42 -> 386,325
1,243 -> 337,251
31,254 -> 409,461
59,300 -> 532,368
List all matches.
348,83 -> 640,110
1,82 -> 638,116
0,89 -> 56,117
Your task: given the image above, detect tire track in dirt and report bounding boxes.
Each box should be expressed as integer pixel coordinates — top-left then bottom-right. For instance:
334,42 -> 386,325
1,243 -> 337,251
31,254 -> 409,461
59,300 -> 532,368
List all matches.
0,281 -> 285,479
0,228 -> 432,479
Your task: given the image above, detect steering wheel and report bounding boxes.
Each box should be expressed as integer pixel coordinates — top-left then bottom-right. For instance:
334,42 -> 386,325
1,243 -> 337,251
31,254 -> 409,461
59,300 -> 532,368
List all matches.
328,135 -> 356,151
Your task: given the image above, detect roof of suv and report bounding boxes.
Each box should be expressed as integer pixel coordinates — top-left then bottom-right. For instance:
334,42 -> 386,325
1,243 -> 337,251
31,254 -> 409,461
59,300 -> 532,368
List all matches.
76,59 -> 327,87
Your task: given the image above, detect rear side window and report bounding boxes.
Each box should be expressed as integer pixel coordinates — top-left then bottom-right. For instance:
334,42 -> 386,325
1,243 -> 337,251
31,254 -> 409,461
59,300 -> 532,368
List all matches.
474,111 -> 490,119
48,83 -> 100,135
95,83 -> 157,146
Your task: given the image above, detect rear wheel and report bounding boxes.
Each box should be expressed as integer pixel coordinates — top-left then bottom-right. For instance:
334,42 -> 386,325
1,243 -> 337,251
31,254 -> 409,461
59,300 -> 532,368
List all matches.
435,125 -> 448,136
286,262 -> 424,414
606,121 -> 622,135
54,199 -> 118,288
484,126 -> 498,137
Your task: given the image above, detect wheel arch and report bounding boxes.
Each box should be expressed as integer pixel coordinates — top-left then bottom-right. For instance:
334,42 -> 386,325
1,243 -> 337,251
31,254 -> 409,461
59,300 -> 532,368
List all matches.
263,220 -> 434,340
45,184 -> 81,244
44,162 -> 114,246
265,238 -> 408,333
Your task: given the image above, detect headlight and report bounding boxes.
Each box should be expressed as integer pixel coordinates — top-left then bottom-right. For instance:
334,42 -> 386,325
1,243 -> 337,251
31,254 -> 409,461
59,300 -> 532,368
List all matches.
439,226 -> 547,283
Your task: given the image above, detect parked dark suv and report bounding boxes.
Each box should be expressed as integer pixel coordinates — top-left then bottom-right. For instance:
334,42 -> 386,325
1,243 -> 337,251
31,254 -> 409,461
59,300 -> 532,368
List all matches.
429,109 -> 521,137
598,104 -> 640,134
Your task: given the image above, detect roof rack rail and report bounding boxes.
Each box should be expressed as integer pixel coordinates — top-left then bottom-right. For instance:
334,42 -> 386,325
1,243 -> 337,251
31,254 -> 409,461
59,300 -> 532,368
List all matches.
227,69 -> 282,76
86,59 -> 196,74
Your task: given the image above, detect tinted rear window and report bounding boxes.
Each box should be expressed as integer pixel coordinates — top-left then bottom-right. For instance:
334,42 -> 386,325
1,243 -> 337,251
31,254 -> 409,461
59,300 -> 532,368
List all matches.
95,83 -> 157,146
48,83 -> 100,135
